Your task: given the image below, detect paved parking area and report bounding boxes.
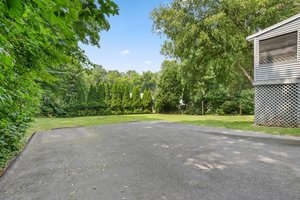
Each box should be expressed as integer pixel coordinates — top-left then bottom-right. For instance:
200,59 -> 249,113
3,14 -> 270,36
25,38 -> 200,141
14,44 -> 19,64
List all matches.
1,121 -> 300,200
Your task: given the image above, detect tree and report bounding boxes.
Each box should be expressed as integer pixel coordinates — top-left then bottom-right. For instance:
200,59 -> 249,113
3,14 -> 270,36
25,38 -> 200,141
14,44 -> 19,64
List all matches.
131,86 -> 142,111
155,60 -> 182,113
142,89 -> 153,112
110,83 -> 121,112
107,70 -> 122,84
87,85 -> 97,104
90,65 -> 107,86
141,71 -> 157,93
0,0 -> 119,168
152,0 -> 300,85
97,82 -> 106,108
122,84 -> 132,112
105,82 -> 111,107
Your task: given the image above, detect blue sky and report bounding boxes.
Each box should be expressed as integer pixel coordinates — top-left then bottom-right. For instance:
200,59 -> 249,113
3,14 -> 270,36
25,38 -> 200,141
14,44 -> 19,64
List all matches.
80,0 -> 170,73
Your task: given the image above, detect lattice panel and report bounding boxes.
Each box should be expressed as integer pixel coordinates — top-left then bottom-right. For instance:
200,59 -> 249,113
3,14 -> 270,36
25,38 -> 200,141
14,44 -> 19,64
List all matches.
255,83 -> 300,127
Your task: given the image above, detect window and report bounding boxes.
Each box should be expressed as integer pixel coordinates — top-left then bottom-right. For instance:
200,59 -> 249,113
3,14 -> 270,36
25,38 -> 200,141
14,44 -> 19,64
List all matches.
259,32 -> 297,65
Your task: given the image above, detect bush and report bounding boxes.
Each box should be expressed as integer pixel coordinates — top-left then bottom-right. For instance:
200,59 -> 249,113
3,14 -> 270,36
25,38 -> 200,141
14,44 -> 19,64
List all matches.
124,110 -> 134,115
40,94 -> 66,117
111,110 -> 123,115
134,109 -> 143,114
205,89 -> 228,114
217,101 -> 239,115
0,76 -> 40,169
143,109 -> 152,114
240,89 -> 254,115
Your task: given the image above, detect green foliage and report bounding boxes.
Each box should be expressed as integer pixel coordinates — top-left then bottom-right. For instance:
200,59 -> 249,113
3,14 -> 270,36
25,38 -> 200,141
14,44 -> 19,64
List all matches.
0,75 -> 40,168
240,89 -> 254,115
142,89 -> 153,112
105,82 -> 111,106
205,89 -> 229,114
97,82 -> 106,108
217,101 -> 240,115
152,0 -> 299,85
141,71 -> 157,92
151,0 -> 300,116
87,85 -> 97,104
155,61 -> 182,113
122,84 -> 132,111
110,83 -> 122,112
131,86 -> 142,111
38,68 -> 159,118
0,0 -> 119,169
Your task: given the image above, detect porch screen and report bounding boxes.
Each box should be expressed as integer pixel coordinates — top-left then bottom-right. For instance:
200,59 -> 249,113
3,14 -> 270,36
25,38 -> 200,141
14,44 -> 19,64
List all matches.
259,32 -> 297,65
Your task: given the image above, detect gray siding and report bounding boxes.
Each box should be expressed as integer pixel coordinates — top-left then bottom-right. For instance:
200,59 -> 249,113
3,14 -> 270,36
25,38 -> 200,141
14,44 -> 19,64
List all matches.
256,62 -> 300,81
256,19 -> 300,40
254,19 -> 300,83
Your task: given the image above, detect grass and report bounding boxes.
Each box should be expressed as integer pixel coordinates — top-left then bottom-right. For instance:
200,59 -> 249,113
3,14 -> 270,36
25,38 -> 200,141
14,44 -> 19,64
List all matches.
28,114 -> 300,137
1,114 -> 297,174
26,115 -> 157,137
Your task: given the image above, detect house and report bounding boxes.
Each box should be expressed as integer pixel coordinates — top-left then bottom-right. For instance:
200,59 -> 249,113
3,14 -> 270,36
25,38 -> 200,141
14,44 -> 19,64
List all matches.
247,14 -> 300,127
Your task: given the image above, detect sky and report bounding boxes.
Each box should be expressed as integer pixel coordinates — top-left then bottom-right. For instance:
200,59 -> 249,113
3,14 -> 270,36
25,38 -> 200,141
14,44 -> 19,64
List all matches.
80,0 -> 171,73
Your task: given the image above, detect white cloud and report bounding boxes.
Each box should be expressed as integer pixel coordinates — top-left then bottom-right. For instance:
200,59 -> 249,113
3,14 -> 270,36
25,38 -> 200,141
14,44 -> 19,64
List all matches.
145,60 -> 152,65
120,49 -> 130,55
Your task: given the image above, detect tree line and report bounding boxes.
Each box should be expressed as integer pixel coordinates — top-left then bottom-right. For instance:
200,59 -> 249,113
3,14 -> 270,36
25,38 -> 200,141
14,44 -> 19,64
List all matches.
40,61 -> 255,117
42,80 -> 154,117
155,60 -> 254,115
40,65 -> 157,117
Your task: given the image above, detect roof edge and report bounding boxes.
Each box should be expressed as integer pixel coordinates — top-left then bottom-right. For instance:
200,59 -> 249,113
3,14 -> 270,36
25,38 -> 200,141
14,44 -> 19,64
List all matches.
246,13 -> 300,41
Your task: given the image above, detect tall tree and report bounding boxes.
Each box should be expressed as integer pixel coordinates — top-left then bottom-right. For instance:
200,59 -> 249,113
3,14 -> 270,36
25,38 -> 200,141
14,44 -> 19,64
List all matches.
90,65 -> 107,86
110,83 -> 121,112
131,86 -> 142,111
87,85 -> 97,104
122,84 -> 132,111
105,82 -> 111,107
97,82 -> 106,108
142,89 -> 153,112
155,60 -> 182,113
141,71 -> 157,92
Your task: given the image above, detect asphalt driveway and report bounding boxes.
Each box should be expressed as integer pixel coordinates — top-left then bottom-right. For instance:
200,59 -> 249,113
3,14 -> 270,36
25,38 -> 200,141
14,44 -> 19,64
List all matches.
0,121 -> 300,200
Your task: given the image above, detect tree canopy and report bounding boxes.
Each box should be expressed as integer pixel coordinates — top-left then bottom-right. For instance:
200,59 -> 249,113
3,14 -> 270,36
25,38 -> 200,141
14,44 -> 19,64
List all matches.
151,0 -> 300,85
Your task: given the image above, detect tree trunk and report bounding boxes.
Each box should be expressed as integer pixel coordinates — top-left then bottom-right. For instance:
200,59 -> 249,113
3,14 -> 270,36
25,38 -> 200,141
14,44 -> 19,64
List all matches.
237,63 -> 253,85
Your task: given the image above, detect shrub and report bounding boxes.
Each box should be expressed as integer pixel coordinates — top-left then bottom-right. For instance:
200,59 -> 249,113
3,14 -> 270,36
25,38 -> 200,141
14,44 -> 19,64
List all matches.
0,76 -> 40,169
134,108 -> 143,114
143,109 -> 152,114
218,101 -> 239,115
239,89 -> 254,115
205,89 -> 228,114
124,110 -> 134,115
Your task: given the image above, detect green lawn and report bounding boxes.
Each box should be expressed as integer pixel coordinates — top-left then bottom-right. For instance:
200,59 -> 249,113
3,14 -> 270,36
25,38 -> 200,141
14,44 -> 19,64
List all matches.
28,114 -> 300,137
27,115 -> 157,137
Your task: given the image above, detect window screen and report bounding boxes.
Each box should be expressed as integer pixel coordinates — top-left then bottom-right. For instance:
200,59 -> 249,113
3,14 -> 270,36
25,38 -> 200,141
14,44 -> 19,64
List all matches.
259,32 -> 297,65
